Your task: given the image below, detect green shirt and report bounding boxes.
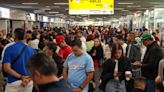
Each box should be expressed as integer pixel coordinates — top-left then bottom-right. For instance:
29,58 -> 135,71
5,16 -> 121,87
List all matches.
86,40 -> 94,52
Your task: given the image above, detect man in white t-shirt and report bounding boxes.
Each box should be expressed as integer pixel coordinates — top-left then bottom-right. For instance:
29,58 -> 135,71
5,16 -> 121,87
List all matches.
78,31 -> 86,43
115,35 -> 127,56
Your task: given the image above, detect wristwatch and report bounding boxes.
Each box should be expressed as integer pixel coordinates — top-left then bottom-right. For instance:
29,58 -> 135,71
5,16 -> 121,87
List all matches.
19,75 -> 22,79
79,86 -> 83,89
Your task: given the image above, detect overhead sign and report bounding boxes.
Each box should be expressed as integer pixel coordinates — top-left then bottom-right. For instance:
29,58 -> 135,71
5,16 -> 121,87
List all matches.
43,16 -> 48,22
27,13 -> 35,21
69,0 -> 114,15
0,7 -> 10,18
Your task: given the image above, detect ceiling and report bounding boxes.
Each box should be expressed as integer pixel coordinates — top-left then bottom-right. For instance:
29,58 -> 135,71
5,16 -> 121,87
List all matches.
1,0 -> 164,21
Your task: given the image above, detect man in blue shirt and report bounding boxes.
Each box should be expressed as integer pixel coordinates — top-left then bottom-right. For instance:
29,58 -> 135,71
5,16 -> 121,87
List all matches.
63,39 -> 94,92
2,28 -> 36,92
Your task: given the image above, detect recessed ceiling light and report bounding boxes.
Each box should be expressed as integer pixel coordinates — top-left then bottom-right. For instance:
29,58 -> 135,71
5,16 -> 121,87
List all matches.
54,3 -> 69,5
118,3 -> 134,4
65,8 -> 69,10
22,3 -> 38,5
49,12 -> 59,13
127,6 -> 140,7
121,10 -> 129,11
114,8 -> 124,10
150,2 -> 164,4
42,8 -> 51,10
56,14 -> 64,15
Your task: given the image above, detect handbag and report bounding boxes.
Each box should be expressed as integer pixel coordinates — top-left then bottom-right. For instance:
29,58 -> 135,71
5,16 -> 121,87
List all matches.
2,44 -> 27,77
98,58 -> 106,67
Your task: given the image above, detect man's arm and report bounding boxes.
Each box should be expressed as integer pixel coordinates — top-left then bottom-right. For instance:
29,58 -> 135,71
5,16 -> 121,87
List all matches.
3,63 -> 29,80
63,66 -> 69,85
74,72 -> 94,92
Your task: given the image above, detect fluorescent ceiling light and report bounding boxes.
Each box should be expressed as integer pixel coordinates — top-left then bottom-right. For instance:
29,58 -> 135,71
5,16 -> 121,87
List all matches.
56,14 -> 64,15
22,3 -> 38,5
65,8 -> 69,10
47,15 -> 56,16
127,6 -> 140,7
42,8 -> 51,10
150,2 -> 164,4
114,8 -> 124,10
46,6 -> 50,8
49,12 -> 59,13
118,3 -> 134,4
54,3 -> 69,5
155,5 -> 164,7
81,15 -> 88,16
137,8 -> 148,9
121,10 -> 129,11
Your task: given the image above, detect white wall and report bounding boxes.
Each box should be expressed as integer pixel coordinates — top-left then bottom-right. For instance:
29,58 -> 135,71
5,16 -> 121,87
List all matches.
0,20 -> 7,31
12,21 -> 24,35
28,22 -> 32,31
33,22 -> 40,29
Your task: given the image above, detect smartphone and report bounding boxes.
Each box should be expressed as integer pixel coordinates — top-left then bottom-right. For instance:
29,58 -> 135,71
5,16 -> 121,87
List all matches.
131,63 -> 134,65
117,72 -> 122,75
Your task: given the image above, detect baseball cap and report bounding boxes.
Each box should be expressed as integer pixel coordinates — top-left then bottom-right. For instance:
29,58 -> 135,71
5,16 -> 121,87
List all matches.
139,33 -> 152,43
55,35 -> 65,44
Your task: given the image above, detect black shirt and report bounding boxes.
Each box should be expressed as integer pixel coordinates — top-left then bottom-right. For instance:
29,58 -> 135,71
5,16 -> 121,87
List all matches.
38,79 -> 74,92
132,88 -> 144,92
0,39 -> 9,60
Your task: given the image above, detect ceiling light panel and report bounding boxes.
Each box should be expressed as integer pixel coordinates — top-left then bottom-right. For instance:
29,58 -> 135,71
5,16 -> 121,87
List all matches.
114,8 -> 124,10
118,3 -> 134,4
54,3 -> 69,5
127,6 -> 140,7
22,3 -> 38,5
49,12 -> 59,13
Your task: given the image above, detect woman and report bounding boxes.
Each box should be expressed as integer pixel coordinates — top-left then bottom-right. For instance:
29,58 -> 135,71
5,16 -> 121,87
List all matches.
93,29 -> 101,41
28,33 -> 39,50
99,43 -> 132,92
89,37 -> 103,92
42,35 -> 53,51
121,29 -> 127,43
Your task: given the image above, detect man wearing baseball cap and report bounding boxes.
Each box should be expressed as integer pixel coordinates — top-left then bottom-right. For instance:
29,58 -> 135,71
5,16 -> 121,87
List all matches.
133,33 -> 163,92
55,35 -> 72,62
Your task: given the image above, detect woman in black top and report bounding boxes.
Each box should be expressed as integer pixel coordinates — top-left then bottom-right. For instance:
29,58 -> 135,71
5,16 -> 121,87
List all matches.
99,43 -> 132,92
89,37 -> 103,92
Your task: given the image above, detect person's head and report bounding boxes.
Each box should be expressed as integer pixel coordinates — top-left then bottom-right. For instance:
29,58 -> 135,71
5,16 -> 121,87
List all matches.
70,32 -> 75,40
111,43 -> 124,61
155,82 -> 164,92
25,53 -> 58,85
156,28 -> 159,33
94,37 -> 101,47
115,35 -> 123,45
134,76 -> 147,91
152,32 -> 156,37
62,32 -> 67,37
14,28 -> 25,41
139,33 -> 154,47
55,35 -> 66,48
26,30 -> 32,38
32,33 -> 37,40
2,29 -> 6,35
121,30 -> 126,35
71,39 -> 83,56
7,33 -> 12,39
45,42 -> 57,56
127,32 -> 136,42
0,31 -> 4,39
43,35 -> 53,44
78,31 -> 83,37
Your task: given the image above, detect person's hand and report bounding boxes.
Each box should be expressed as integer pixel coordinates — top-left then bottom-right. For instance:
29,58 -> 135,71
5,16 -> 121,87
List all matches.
92,53 -> 96,56
1,45 -> 5,49
21,76 -> 30,80
21,78 -> 30,87
133,61 -> 141,68
113,73 -> 121,78
73,88 -> 82,92
155,76 -> 161,83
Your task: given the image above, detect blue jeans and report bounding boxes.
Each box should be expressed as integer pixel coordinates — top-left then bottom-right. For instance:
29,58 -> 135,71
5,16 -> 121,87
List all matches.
146,80 -> 155,92
104,36 -> 108,44
105,80 -> 126,92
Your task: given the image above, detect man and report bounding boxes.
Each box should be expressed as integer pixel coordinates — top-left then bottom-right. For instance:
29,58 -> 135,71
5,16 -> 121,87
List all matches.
115,35 -> 127,56
78,31 -> 86,43
63,31 -> 71,46
152,32 -> 160,45
55,35 -> 72,62
133,33 -> 163,92
6,33 -> 14,43
0,31 -> 9,60
126,32 -> 141,76
132,76 -> 147,92
25,53 -> 74,92
26,30 -> 32,43
45,42 -> 63,77
63,39 -> 94,92
2,28 -> 36,92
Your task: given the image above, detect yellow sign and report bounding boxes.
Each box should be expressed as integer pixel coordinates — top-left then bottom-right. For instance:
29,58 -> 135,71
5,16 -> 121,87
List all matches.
85,21 -> 93,22
69,0 -> 114,15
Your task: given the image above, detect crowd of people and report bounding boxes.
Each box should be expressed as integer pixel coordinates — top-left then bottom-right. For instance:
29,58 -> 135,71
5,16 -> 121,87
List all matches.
0,26 -> 164,92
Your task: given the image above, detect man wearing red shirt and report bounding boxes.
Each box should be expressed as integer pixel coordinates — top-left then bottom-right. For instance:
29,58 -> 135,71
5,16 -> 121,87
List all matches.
55,35 -> 72,62
104,28 -> 109,44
